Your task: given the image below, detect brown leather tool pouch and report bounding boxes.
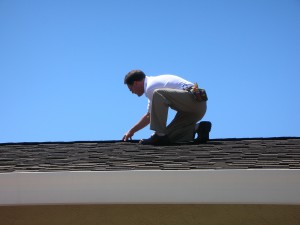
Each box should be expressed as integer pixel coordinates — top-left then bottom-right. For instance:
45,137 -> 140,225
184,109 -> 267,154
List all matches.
190,83 -> 208,102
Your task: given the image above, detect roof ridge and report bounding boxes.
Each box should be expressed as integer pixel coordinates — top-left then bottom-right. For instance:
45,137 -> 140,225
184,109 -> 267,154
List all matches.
1,136 -> 299,146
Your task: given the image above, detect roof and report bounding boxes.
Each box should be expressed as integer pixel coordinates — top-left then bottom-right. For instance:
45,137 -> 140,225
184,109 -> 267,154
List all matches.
1,137 -> 300,173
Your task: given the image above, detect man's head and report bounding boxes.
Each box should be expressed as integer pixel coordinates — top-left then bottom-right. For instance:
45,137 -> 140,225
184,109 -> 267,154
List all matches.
124,69 -> 145,96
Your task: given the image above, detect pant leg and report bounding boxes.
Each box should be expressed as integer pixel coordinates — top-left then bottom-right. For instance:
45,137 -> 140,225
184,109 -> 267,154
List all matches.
167,107 -> 206,143
150,88 -> 207,143
149,89 -> 170,134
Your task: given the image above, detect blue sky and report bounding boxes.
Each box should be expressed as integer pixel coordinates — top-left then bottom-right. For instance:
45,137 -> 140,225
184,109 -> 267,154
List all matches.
1,0 -> 299,143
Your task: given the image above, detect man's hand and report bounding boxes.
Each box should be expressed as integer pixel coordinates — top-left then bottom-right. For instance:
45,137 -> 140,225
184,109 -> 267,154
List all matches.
122,112 -> 150,142
123,130 -> 134,141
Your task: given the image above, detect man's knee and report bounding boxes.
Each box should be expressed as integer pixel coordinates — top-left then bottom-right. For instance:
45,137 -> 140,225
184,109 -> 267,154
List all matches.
153,89 -> 164,95
152,89 -> 165,100
153,89 -> 170,104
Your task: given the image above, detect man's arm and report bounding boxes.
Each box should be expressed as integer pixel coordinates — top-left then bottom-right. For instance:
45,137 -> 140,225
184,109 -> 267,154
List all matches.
123,112 -> 150,141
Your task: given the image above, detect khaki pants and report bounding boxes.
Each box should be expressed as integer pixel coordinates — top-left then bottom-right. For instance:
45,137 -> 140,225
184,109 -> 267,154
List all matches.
150,88 -> 207,143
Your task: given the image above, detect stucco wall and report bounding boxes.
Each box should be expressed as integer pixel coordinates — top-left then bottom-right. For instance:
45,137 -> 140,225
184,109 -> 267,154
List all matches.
1,204 -> 300,225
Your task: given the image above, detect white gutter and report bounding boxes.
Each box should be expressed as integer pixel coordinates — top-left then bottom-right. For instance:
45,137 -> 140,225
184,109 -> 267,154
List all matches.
0,169 -> 300,205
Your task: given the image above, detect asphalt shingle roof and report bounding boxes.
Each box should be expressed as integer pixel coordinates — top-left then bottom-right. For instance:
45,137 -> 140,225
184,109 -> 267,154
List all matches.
0,137 -> 300,173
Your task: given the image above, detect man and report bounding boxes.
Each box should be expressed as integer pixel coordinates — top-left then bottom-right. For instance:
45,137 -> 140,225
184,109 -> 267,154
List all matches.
122,69 -> 211,145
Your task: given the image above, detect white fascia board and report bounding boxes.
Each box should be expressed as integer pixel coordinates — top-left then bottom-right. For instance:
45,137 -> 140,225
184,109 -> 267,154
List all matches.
0,169 -> 300,205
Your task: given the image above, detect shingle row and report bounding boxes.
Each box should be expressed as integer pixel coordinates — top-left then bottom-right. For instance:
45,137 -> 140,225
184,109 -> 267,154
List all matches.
0,137 -> 299,172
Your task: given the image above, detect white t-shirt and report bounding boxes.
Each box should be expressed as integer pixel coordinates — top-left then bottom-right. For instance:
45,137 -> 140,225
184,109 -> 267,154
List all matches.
144,75 -> 193,112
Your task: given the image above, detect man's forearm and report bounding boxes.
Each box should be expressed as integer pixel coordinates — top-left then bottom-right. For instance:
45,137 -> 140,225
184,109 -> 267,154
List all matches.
123,113 -> 150,141
130,112 -> 150,133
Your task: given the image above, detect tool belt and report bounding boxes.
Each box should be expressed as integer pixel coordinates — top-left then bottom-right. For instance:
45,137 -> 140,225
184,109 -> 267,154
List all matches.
186,83 -> 208,102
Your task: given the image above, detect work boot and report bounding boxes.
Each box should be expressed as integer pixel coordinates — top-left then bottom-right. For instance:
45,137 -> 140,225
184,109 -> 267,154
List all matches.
139,133 -> 170,146
194,121 -> 212,144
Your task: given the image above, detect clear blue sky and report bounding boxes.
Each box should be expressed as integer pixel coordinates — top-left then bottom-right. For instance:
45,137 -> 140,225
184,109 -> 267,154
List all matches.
1,0 -> 299,143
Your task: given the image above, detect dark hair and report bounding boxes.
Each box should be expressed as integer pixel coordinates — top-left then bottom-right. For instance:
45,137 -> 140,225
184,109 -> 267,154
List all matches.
124,70 -> 146,85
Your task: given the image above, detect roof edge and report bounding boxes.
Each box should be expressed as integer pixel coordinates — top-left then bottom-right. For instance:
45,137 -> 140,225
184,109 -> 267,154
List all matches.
1,136 -> 299,146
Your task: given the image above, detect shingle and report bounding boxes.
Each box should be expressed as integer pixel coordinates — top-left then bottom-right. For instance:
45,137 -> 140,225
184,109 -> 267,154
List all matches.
0,137 -> 300,172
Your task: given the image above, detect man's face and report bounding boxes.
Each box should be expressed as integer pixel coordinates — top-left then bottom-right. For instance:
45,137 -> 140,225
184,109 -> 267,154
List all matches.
127,81 -> 144,97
